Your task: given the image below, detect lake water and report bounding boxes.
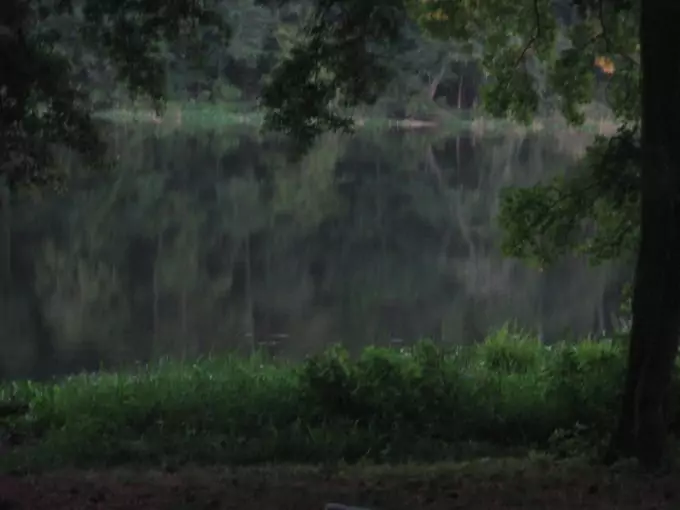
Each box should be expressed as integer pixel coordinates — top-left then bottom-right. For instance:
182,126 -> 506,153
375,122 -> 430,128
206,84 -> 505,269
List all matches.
0,122 -> 629,380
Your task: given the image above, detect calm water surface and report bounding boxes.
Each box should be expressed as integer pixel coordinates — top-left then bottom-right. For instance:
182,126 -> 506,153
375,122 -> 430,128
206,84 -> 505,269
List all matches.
0,123 -> 628,380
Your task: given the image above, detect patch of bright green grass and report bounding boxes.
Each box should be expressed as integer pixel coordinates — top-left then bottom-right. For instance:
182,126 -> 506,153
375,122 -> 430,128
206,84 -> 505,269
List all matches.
95,101 -> 264,129
94,101 -> 615,136
0,326 -> 652,472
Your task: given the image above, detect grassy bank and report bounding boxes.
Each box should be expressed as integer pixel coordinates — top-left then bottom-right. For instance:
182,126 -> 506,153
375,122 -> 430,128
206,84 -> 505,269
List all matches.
94,101 -> 620,136
95,103 -> 448,131
2,327 -> 674,473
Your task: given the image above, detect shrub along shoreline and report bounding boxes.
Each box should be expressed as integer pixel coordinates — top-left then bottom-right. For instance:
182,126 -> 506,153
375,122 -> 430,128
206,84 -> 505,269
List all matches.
1,326 -> 675,472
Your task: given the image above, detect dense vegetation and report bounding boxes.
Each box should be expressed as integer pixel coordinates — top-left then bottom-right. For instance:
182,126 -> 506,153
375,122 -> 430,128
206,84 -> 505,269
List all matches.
13,0 -> 491,119
0,327 -> 659,471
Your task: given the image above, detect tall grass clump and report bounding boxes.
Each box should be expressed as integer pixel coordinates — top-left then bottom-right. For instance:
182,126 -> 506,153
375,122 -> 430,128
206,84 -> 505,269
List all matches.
473,324 -> 543,374
0,326 -> 666,471
2,353 -> 304,468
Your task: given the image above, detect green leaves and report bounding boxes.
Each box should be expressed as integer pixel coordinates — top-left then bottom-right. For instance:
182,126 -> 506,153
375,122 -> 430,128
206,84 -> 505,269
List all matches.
1,0 -> 228,191
260,0 -> 409,152
481,53 -> 540,125
261,0 -> 639,140
79,0 -> 229,106
258,0 -> 643,269
549,47 -> 595,125
498,126 -> 640,266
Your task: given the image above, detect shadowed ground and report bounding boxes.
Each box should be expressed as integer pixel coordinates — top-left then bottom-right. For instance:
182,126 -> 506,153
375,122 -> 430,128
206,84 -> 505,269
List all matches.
0,458 -> 677,510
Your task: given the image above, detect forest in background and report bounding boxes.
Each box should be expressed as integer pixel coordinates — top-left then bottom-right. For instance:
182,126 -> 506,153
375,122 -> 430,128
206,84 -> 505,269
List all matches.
45,0 -> 614,122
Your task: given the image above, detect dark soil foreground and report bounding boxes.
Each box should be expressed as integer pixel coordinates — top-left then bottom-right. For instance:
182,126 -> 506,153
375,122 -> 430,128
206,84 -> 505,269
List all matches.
0,458 -> 677,510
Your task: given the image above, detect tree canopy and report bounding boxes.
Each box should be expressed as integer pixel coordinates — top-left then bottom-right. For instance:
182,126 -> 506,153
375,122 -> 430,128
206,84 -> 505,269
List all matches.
261,0 -> 641,266
0,0 -> 227,191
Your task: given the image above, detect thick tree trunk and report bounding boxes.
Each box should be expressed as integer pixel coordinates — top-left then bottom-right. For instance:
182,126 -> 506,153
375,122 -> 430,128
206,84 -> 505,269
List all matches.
608,0 -> 680,468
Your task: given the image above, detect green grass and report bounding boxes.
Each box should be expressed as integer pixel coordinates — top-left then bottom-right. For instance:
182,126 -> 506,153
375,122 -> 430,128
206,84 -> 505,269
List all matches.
93,100 -> 618,136
94,101 -> 264,129
1,325 -> 669,472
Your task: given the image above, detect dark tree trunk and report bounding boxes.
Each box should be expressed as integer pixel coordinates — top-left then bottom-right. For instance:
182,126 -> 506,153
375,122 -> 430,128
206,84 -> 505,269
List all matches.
608,0 -> 680,469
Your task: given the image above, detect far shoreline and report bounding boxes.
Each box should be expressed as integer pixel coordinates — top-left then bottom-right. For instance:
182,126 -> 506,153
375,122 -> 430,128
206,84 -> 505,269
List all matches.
94,102 -> 621,136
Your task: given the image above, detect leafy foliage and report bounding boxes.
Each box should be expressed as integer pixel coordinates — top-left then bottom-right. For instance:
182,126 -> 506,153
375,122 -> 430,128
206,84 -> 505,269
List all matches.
261,0 -> 641,264
0,329 -> 647,469
261,0 -> 410,151
263,0 -> 639,133
0,0 -> 228,190
499,125 -> 639,265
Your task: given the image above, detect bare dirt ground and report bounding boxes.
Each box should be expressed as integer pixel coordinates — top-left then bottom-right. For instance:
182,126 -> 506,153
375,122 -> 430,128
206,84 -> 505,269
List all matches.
0,458 -> 677,510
